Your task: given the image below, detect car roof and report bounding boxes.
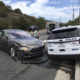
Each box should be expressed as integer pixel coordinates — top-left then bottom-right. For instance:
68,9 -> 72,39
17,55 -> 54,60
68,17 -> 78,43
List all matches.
3,29 -> 31,36
3,29 -> 25,33
52,25 -> 80,32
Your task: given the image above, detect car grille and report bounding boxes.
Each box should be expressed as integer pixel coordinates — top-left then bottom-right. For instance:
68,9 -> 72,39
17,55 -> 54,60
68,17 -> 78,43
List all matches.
30,46 -> 44,53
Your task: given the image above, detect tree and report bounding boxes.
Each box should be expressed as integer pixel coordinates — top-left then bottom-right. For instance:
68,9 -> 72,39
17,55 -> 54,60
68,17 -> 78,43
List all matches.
64,16 -> 80,26
0,6 -> 11,12
0,20 -> 8,30
36,17 -> 46,29
0,11 -> 8,17
14,8 -> 22,14
0,1 -> 46,30
12,17 -> 28,30
0,1 -> 5,7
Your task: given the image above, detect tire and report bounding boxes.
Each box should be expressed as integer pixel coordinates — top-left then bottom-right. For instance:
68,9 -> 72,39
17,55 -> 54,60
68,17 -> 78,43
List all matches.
16,51 -> 22,60
16,51 -> 24,63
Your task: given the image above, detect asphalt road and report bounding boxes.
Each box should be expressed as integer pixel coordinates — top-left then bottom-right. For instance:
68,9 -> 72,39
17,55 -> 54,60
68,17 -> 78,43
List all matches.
0,30 -> 74,80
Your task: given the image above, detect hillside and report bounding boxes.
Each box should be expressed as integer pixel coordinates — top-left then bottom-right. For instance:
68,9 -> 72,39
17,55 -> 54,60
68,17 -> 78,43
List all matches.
0,1 -> 46,30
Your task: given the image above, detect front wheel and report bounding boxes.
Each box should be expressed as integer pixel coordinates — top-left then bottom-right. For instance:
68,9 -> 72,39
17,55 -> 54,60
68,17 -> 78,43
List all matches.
16,51 -> 24,63
16,51 -> 22,60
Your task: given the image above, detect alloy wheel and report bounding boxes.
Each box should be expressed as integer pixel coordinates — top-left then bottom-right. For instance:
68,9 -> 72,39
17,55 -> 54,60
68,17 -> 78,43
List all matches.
10,47 -> 15,58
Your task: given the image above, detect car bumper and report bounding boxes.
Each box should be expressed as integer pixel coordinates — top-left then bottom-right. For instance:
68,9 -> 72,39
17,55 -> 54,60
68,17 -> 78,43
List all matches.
22,46 -> 45,58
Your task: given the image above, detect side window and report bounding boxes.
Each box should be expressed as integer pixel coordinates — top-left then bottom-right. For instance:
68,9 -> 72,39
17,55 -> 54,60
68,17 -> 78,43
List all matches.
0,31 -> 2,36
1,31 -> 7,38
78,29 -> 80,36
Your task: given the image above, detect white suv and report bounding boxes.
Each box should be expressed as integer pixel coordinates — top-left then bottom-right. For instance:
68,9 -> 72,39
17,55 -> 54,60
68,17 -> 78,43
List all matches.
47,25 -> 80,58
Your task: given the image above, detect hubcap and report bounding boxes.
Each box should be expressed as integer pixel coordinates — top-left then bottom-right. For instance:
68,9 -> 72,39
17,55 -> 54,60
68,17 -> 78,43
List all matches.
10,48 -> 15,57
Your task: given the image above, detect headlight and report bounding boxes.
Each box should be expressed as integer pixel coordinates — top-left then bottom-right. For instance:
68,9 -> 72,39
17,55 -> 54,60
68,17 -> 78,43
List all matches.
19,47 -> 29,51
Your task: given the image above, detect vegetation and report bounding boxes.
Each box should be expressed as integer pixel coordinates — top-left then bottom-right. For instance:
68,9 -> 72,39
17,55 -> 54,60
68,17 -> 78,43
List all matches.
14,8 -> 22,14
0,1 -> 46,30
62,17 -> 80,27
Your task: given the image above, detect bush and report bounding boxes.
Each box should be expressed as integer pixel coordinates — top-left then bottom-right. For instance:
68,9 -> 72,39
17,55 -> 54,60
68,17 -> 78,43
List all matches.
0,1 -> 5,7
0,11 -> 8,17
14,8 -> 22,14
12,17 -> 28,30
0,20 -> 8,30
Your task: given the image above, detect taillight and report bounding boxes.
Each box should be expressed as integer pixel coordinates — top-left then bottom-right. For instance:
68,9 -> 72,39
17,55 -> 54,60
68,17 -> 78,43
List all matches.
79,39 -> 80,44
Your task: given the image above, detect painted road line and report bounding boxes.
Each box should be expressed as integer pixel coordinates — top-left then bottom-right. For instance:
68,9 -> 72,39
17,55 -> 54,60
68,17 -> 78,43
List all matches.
75,60 -> 80,80
42,40 -> 47,43
40,35 -> 48,39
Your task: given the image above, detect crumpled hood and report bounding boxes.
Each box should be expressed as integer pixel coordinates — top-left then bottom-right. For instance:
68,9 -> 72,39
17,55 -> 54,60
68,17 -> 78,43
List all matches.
12,37 -> 42,48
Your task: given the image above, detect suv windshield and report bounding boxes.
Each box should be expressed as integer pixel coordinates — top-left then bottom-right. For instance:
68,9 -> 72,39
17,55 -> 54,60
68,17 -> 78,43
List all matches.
49,28 -> 80,39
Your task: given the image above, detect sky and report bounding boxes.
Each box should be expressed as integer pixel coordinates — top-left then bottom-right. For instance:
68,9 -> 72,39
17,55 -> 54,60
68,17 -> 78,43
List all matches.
2,0 -> 79,23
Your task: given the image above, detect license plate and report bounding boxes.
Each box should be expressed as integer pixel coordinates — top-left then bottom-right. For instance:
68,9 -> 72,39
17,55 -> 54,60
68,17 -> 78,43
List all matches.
59,44 -> 65,48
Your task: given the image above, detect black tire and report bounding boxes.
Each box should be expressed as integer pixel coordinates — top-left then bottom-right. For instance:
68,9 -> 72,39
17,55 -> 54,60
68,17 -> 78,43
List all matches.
16,51 -> 24,63
16,51 -> 22,60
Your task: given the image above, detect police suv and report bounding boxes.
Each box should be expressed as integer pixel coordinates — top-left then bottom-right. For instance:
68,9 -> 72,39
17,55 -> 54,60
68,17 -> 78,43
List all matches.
47,25 -> 80,59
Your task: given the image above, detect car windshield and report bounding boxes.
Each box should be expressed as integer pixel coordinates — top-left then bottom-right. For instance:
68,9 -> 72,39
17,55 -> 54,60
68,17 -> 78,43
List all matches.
50,28 -> 80,39
7,31 -> 31,39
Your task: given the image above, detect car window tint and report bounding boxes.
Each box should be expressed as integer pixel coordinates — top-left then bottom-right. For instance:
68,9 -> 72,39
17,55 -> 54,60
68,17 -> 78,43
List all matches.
8,31 -> 31,39
50,28 -> 80,39
1,31 -> 7,38
0,31 -> 2,36
1,31 -> 5,37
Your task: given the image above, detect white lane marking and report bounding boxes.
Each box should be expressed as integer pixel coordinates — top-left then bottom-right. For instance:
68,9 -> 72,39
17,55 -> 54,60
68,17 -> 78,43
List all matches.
42,40 -> 47,43
40,35 -> 48,42
40,35 -> 48,39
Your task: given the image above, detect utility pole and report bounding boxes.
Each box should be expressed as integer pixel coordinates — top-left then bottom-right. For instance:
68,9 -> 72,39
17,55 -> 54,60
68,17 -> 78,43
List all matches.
59,16 -> 61,27
78,0 -> 80,25
72,0 -> 75,21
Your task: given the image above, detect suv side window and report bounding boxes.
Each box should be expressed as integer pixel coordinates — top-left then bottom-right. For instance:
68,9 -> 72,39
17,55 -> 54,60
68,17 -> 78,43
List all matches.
78,28 -> 80,36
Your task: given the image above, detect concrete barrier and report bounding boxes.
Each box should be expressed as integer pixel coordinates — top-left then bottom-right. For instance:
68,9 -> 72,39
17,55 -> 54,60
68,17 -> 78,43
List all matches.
75,60 -> 80,80
54,69 -> 70,80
